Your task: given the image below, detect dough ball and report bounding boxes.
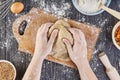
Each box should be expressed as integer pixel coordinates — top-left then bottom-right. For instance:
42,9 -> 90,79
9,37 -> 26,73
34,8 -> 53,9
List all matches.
49,20 -> 73,61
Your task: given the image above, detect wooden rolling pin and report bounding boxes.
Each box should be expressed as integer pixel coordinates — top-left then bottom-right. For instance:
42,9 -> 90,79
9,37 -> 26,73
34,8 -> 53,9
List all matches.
99,52 -> 120,80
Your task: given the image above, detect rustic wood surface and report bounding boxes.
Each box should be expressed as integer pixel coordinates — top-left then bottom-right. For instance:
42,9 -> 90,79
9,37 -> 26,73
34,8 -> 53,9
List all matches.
0,0 -> 120,80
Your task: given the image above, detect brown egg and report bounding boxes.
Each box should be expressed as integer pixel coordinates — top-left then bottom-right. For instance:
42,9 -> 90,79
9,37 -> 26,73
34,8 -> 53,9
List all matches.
10,2 -> 24,14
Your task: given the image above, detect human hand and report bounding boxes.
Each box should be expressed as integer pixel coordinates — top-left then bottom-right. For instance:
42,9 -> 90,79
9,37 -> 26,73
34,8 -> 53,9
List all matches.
63,28 -> 87,64
34,23 -> 58,59
63,28 -> 98,80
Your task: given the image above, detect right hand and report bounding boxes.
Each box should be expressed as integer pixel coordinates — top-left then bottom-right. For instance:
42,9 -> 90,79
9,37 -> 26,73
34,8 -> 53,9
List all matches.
63,28 -> 98,80
63,28 -> 88,64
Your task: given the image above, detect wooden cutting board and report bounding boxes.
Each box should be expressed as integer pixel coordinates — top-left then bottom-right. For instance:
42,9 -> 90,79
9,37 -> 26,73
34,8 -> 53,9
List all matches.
12,8 -> 100,68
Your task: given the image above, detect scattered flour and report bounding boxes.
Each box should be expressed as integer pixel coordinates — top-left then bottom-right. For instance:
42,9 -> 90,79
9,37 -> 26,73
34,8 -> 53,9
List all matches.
98,19 -> 108,27
38,0 -> 71,17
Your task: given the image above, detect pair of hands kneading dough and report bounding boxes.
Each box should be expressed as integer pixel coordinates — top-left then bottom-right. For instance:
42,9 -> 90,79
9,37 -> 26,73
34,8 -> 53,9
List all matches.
35,20 -> 87,62
23,22 -> 98,80
40,20 -> 88,63
34,20 -> 74,61
36,22 -> 98,80
34,20 -> 87,62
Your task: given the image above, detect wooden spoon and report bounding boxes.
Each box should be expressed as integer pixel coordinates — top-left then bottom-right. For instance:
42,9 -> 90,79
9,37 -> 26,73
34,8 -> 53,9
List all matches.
100,3 -> 120,20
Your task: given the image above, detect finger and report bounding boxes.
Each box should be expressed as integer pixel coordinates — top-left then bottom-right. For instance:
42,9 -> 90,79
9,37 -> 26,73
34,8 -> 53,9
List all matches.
38,24 -> 47,32
48,29 -> 58,49
78,30 -> 84,38
38,23 -> 53,35
62,38 -> 73,57
38,23 -> 53,42
68,28 -> 81,44
36,24 -> 48,41
78,30 -> 87,46
36,25 -> 45,39
42,23 -> 53,34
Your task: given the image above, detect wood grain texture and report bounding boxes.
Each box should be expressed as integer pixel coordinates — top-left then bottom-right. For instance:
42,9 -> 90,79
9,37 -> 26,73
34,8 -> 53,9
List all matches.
0,0 -> 120,80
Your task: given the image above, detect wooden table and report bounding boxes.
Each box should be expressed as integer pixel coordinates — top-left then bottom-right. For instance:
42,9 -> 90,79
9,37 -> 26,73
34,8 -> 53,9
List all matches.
0,0 -> 120,80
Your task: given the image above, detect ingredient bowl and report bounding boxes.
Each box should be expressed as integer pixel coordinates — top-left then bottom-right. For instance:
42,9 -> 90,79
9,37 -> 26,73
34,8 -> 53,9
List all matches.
112,21 -> 120,50
0,60 -> 16,80
72,0 -> 111,16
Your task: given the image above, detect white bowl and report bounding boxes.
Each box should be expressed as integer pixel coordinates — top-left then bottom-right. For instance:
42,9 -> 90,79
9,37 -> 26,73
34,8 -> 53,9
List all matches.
0,60 -> 16,80
112,21 -> 120,50
72,0 -> 111,16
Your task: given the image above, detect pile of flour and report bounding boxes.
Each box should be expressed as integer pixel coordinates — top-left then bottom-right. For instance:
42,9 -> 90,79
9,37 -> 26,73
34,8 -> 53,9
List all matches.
78,0 -> 107,13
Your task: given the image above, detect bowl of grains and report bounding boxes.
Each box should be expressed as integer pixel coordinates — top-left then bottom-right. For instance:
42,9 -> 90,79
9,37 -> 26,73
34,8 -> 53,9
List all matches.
112,21 -> 120,50
0,60 -> 16,80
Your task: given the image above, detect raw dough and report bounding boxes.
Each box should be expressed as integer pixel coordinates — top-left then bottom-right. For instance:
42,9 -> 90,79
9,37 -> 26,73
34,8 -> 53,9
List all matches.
49,20 -> 73,61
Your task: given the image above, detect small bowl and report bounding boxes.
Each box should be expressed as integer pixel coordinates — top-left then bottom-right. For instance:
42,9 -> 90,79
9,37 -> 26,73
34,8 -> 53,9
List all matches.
0,60 -> 16,80
112,21 -> 120,50
72,0 -> 111,16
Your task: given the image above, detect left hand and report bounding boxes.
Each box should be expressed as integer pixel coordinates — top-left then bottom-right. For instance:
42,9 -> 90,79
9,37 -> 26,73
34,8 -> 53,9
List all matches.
34,23 -> 58,59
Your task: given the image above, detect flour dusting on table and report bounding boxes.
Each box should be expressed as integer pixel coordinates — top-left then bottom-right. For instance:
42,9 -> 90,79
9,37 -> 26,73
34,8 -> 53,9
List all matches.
37,0 -> 71,17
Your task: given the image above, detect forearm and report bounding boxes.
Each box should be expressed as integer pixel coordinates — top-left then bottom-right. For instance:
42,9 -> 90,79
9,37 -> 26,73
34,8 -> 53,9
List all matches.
75,59 -> 98,80
22,52 -> 44,80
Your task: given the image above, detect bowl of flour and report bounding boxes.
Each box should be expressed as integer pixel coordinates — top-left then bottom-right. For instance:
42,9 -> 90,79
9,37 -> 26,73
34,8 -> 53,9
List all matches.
72,0 -> 111,16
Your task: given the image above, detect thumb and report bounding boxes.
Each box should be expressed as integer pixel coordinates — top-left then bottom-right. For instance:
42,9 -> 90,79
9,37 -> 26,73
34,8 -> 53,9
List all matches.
48,29 -> 58,50
62,38 -> 73,57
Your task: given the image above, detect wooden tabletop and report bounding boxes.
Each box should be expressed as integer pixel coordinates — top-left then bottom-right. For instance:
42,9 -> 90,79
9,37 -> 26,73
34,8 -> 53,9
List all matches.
0,0 -> 120,80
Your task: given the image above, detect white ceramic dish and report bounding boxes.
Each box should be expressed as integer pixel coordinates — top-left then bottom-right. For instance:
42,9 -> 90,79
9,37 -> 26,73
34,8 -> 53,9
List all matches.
0,60 -> 16,80
72,0 -> 111,16
112,21 -> 120,50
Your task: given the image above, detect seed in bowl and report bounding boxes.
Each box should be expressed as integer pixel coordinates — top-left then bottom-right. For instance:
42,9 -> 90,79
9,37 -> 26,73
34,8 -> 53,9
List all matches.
114,26 -> 120,46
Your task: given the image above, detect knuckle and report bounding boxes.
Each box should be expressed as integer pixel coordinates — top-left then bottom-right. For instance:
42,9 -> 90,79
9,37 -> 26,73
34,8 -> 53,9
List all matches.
46,23 -> 53,25
74,30 -> 79,35
51,32 -> 57,39
73,28 -> 79,32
